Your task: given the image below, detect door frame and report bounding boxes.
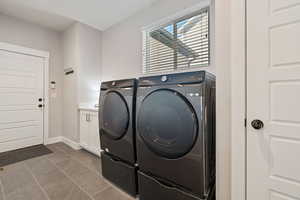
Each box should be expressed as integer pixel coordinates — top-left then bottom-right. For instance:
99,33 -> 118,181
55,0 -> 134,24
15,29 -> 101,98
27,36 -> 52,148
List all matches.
0,42 -> 50,146
229,0 -> 247,199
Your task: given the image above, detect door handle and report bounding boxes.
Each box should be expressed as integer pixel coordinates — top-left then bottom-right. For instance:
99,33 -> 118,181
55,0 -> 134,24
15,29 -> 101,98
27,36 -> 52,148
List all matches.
38,104 -> 44,108
251,119 -> 264,130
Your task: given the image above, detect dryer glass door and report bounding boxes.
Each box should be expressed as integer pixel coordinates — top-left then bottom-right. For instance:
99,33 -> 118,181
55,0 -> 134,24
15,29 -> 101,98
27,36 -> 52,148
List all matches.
101,91 -> 129,140
137,89 -> 198,159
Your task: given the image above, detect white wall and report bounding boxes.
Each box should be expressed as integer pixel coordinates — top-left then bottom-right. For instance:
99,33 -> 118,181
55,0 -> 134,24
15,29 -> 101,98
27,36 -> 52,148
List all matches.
63,23 -> 79,142
0,14 -> 64,139
77,23 -> 102,104
101,0 -> 215,81
63,22 -> 101,142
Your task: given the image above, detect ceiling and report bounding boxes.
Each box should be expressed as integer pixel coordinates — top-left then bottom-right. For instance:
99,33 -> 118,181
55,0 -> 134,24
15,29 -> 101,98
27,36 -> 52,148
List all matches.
0,0 -> 158,31
0,2 -> 75,31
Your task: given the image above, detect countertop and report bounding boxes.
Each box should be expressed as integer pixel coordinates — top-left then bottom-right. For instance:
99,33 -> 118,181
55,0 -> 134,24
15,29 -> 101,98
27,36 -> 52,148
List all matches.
78,103 -> 99,112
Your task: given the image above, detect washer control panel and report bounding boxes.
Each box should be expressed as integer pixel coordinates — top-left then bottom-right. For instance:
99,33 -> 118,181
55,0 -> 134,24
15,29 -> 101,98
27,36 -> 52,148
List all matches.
161,75 -> 168,82
188,93 -> 200,97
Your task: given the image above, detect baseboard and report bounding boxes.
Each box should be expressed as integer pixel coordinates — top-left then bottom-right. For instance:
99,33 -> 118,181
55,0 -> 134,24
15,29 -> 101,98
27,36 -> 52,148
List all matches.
61,137 -> 82,150
45,136 -> 81,150
45,137 -> 63,145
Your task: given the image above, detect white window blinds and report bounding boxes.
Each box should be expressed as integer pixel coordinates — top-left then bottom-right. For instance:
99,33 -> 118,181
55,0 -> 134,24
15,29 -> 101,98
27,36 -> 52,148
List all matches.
143,8 -> 210,74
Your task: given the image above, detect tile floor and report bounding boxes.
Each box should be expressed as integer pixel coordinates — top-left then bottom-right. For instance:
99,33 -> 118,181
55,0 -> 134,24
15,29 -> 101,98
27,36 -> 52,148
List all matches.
0,143 -> 135,200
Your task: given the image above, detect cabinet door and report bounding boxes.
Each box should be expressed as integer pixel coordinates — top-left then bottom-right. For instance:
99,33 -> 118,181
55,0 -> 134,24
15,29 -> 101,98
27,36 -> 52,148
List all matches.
89,112 -> 101,156
80,111 -> 90,149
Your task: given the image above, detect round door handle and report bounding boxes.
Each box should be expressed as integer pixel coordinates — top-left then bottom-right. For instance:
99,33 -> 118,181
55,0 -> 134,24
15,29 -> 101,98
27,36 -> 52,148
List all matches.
38,104 -> 44,108
251,119 -> 264,130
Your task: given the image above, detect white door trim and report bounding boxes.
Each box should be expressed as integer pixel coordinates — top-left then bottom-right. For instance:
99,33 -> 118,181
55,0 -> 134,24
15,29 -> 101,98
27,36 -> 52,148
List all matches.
0,42 -> 50,146
230,0 -> 247,199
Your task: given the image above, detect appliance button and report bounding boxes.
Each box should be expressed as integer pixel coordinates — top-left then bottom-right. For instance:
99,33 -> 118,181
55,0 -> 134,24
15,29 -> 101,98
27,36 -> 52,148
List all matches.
161,75 -> 168,82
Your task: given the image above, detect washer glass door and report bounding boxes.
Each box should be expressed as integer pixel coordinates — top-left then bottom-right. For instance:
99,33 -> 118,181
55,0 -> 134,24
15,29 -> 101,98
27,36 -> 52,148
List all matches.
137,89 -> 198,159
101,91 -> 129,140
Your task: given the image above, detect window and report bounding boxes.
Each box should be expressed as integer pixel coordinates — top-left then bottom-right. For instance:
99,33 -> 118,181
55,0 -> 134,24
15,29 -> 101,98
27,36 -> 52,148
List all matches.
143,8 -> 210,74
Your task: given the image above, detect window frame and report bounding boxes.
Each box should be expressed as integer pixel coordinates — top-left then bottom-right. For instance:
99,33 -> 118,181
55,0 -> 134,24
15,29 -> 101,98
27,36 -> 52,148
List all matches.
142,2 -> 211,75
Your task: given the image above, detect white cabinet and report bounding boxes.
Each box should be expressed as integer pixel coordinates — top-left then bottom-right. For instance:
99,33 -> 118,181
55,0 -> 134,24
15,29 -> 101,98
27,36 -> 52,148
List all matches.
79,110 -> 101,156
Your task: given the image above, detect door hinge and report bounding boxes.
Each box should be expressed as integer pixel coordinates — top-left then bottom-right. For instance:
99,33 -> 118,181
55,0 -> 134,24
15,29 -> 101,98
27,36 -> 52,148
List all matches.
244,118 -> 247,127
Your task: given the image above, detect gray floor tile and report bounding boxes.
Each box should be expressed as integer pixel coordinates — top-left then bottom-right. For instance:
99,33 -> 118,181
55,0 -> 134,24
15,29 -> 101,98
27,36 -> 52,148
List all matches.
0,163 -> 36,195
64,186 -> 92,200
52,143 -> 76,155
85,156 -> 102,175
25,156 -> 57,175
43,178 -> 83,200
35,168 -> 68,187
0,181 -> 4,200
47,151 -> 70,164
56,159 -> 90,178
72,170 -> 109,196
25,156 -> 68,188
94,187 -> 132,200
5,183 -> 47,200
71,150 -> 98,163
46,144 -> 65,153
71,150 -> 102,174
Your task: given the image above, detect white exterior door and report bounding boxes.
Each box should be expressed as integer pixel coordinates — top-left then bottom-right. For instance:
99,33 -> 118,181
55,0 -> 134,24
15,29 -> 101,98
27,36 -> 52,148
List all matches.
247,0 -> 300,199
0,49 -> 44,152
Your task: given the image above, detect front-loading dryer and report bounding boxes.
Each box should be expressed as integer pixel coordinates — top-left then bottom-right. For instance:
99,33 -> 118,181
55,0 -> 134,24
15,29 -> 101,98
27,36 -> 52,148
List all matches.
136,71 -> 215,200
99,79 -> 138,196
